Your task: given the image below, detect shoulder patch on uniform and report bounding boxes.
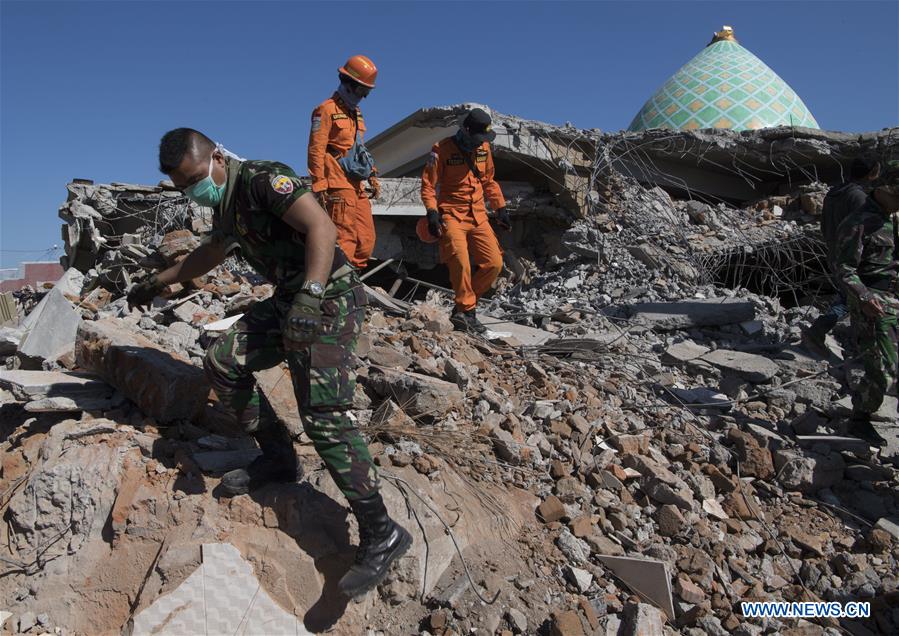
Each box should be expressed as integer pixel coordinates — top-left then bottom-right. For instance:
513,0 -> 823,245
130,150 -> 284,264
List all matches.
331,113 -> 349,121
427,151 -> 438,167
311,116 -> 322,132
270,175 -> 294,194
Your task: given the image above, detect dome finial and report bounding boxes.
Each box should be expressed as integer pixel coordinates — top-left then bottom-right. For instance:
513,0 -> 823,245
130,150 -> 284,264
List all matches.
709,25 -> 737,45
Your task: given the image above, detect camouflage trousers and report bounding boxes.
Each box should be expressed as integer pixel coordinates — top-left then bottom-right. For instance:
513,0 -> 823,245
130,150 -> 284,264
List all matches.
848,295 -> 899,416
204,272 -> 379,500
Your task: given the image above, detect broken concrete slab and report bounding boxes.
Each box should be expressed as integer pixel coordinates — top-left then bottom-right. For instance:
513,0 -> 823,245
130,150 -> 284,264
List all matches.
0,369 -> 112,401
662,340 -> 711,364
481,313 -> 556,346
596,555 -> 675,621
668,386 -> 731,408
19,268 -> 84,332
365,367 -> 464,419
75,319 -> 209,422
874,516 -> 899,541
796,435 -> 872,455
132,542 -> 310,636
701,349 -> 779,383
18,283 -> 83,364
24,392 -> 126,413
628,298 -> 755,331
773,449 -> 845,493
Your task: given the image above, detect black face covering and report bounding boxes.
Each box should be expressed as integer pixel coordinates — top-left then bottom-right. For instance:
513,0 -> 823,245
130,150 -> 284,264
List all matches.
454,128 -> 477,153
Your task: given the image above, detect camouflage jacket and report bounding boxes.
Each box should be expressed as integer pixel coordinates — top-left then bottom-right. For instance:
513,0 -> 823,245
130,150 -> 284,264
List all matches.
205,159 -> 348,291
834,196 -> 899,304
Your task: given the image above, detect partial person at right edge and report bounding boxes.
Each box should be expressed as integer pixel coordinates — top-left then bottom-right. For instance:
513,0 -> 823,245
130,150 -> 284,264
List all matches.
803,155 -> 881,357
832,166 -> 899,446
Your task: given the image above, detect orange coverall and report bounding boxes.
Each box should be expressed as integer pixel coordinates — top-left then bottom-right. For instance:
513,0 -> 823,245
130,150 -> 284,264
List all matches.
308,93 -> 377,269
421,138 -> 506,312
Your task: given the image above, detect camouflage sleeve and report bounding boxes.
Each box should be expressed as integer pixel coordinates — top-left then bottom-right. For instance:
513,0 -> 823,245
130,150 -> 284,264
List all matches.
249,164 -> 310,218
200,209 -> 239,253
833,216 -> 871,302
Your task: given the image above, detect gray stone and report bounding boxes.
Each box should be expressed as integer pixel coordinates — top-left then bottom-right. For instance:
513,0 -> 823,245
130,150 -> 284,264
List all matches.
76,319 -> 210,423
773,449 -> 845,493
796,435 -> 872,455
564,565 -> 593,593
507,608 -> 528,633
365,368 -> 464,419
491,429 -> 522,464
0,369 -> 110,401
701,349 -> 779,383
443,357 -> 470,389
24,392 -> 125,413
874,516 -> 899,541
163,321 -> 199,351
366,345 -> 413,370
18,612 -> 36,633
645,479 -> 694,510
171,300 -> 203,324
6,419 -> 124,566
556,529 -> 590,564
621,602 -> 665,636
18,283 -> 82,364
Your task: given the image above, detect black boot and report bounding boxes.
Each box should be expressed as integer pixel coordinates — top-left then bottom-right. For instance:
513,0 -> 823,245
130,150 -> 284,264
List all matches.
848,414 -> 887,446
450,308 -> 486,334
220,422 -> 302,496
465,309 -> 487,334
338,492 -> 413,598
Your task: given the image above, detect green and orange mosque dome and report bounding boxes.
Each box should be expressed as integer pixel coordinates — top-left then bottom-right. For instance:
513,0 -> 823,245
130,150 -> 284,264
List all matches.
628,26 -> 819,132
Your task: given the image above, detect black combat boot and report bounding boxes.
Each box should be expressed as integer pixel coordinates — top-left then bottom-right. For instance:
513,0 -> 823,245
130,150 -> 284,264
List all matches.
338,492 -> 413,598
848,413 -> 887,446
465,309 -> 487,334
220,422 -> 302,496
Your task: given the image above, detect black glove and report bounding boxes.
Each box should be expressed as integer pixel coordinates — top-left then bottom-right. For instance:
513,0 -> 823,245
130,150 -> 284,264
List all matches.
495,207 -> 512,230
284,292 -> 323,350
427,209 -> 444,238
126,274 -> 165,311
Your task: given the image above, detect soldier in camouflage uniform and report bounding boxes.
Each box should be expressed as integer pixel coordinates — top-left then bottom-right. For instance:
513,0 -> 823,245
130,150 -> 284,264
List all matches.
833,174 -> 899,445
127,128 -> 411,598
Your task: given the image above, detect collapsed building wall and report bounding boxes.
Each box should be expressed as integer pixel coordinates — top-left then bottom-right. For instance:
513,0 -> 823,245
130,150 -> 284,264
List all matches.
56,116 -> 899,306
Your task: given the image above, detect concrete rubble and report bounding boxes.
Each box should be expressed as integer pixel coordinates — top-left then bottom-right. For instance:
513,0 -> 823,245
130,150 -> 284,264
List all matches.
1,121 -> 898,635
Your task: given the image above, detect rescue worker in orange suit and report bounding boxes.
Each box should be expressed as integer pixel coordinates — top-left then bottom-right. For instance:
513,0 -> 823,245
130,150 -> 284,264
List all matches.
421,108 -> 511,333
308,55 -> 380,270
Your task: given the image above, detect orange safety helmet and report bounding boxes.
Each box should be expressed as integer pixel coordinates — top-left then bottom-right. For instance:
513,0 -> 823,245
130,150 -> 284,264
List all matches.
416,217 -> 438,244
339,55 -> 378,88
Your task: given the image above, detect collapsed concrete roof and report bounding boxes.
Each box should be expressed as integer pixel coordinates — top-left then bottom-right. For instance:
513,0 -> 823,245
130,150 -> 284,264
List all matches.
368,105 -> 898,207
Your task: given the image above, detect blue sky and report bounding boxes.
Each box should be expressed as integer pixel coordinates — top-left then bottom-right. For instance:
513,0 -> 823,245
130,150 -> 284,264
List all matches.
1,0 -> 897,269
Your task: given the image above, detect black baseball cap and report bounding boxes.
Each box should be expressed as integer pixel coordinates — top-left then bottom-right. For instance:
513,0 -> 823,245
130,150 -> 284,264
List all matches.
463,108 -> 496,144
